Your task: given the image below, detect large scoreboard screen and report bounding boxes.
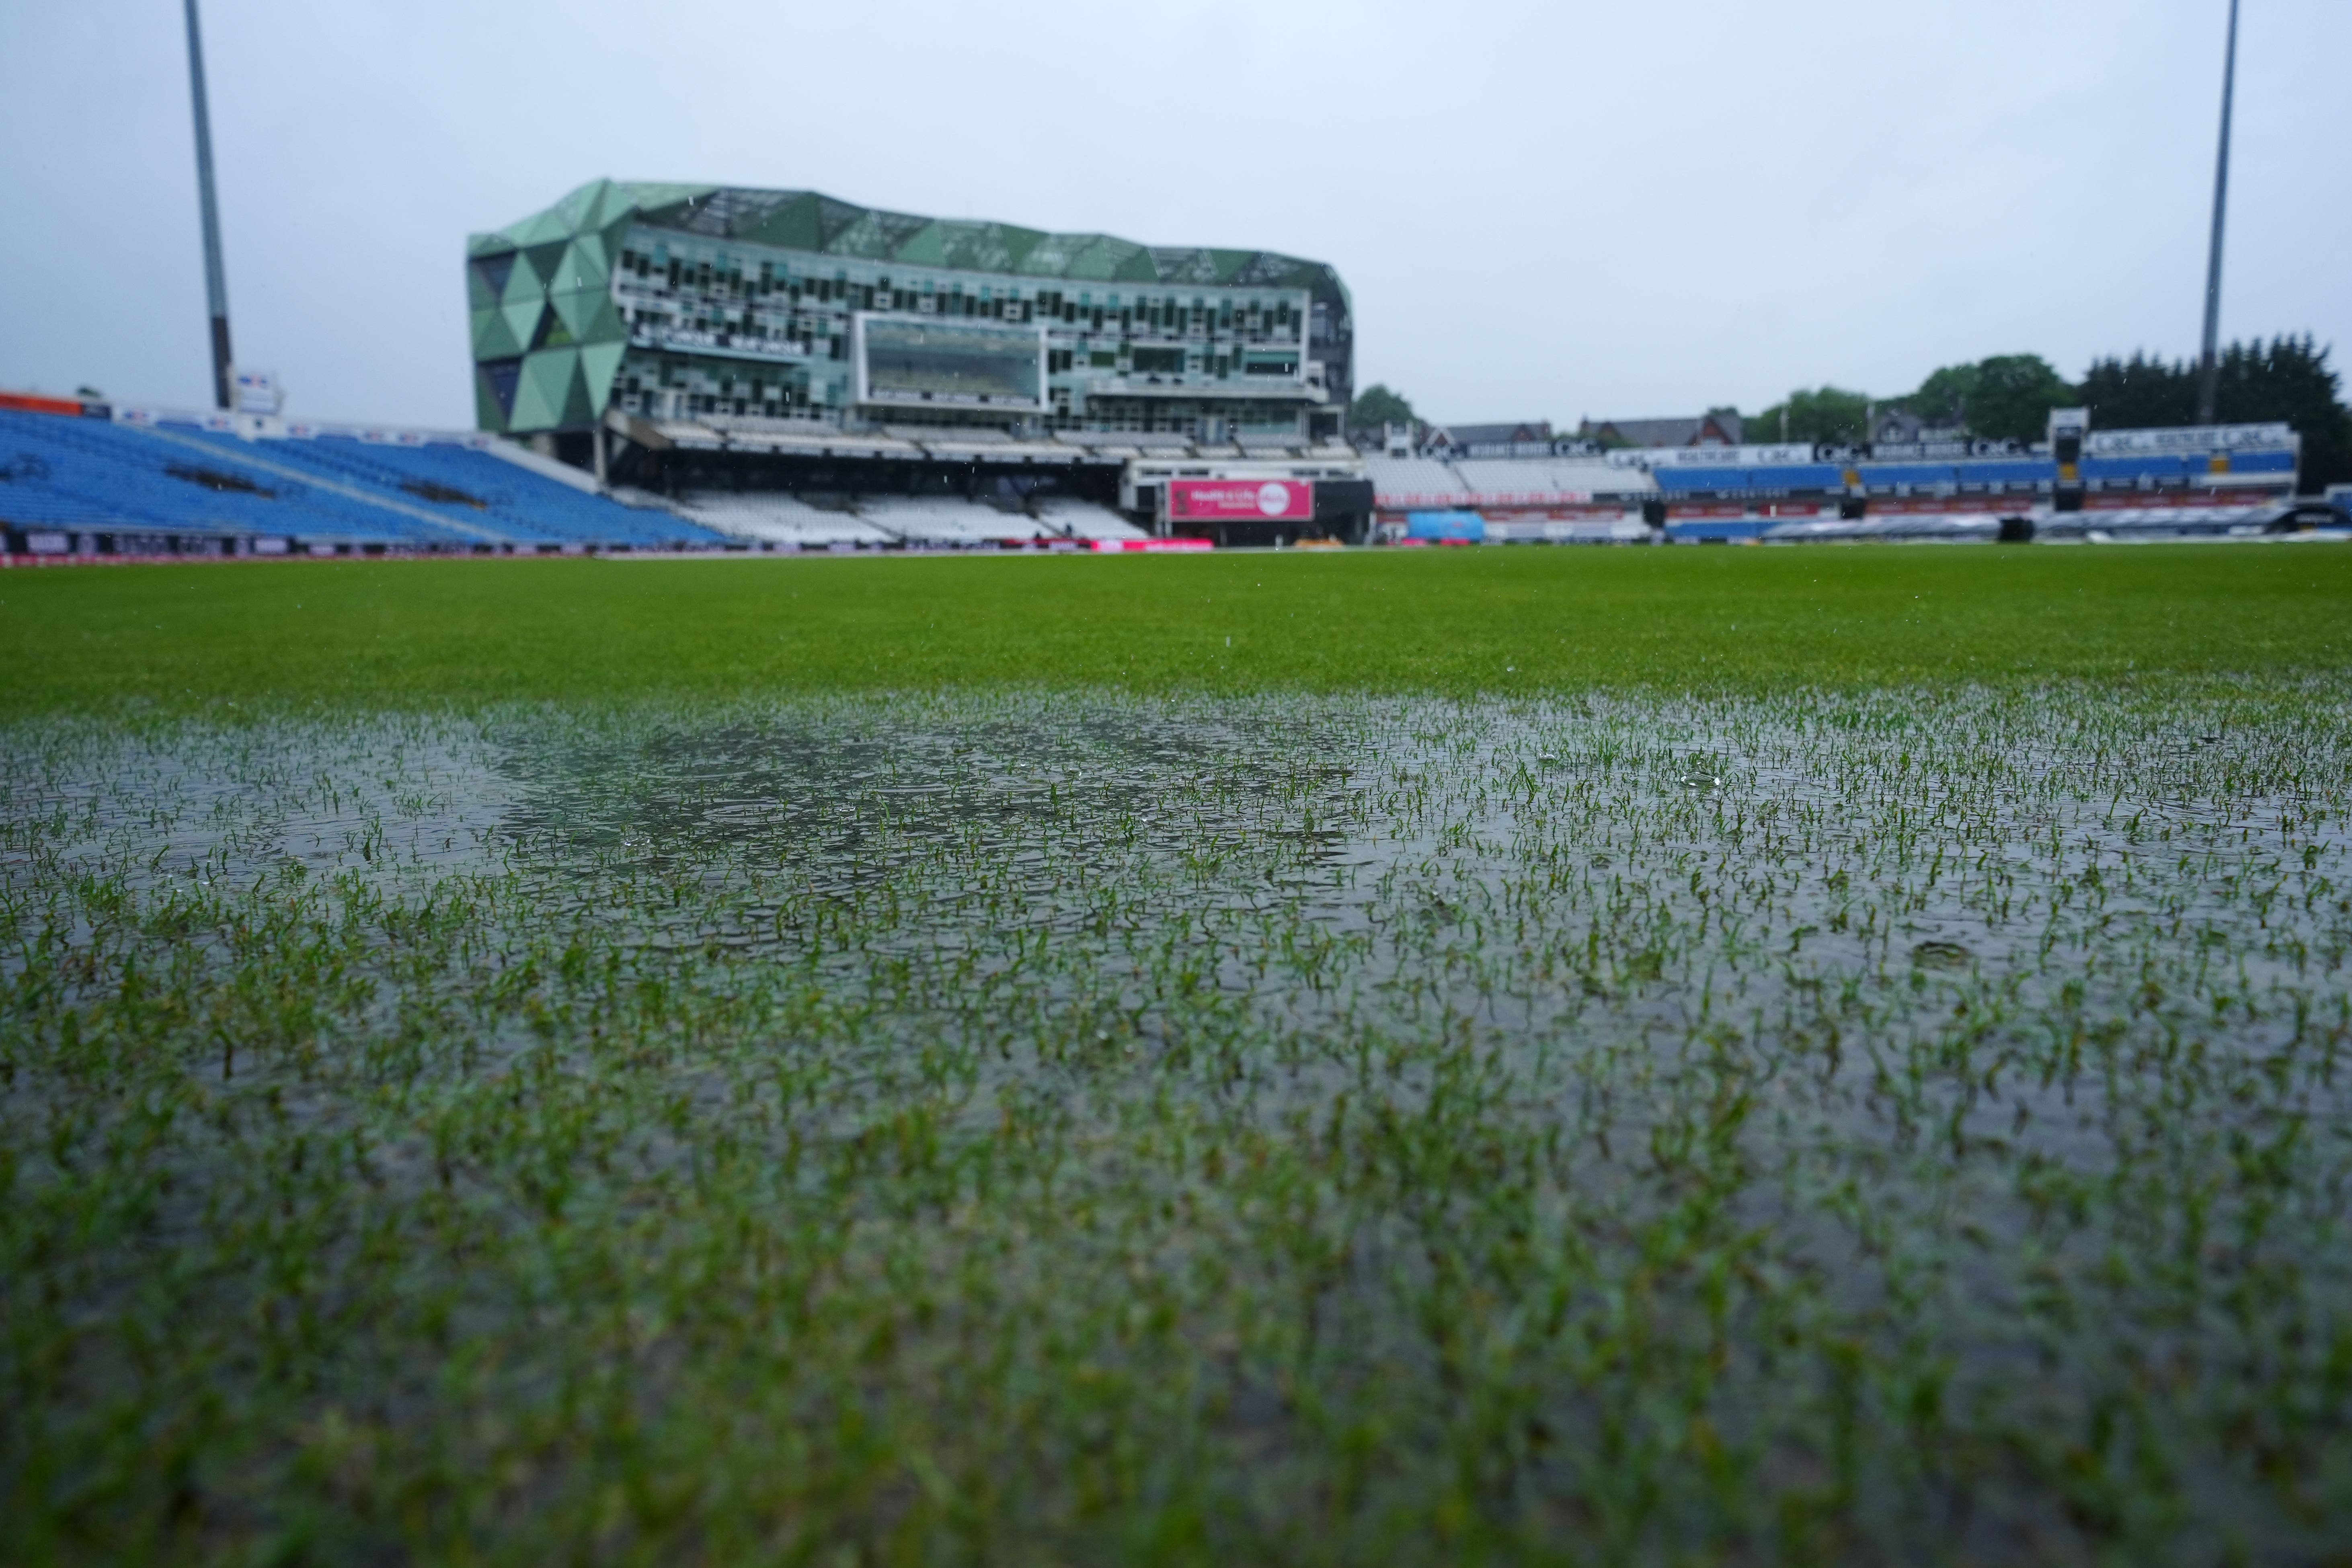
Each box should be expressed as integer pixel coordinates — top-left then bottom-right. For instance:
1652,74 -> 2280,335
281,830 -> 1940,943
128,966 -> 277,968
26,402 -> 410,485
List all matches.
854,316 -> 1046,411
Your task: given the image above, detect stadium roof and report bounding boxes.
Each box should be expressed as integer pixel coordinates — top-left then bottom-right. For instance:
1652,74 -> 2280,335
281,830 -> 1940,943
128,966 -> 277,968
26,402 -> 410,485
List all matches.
471,179 -> 1347,298
1578,415 -> 1745,448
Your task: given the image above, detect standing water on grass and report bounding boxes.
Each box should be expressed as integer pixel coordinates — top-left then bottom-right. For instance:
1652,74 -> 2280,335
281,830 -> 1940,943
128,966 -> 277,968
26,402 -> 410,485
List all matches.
5,682 -> 2351,1564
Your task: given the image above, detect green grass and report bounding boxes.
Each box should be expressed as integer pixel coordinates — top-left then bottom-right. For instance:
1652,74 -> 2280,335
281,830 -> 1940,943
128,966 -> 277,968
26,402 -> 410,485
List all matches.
3,542 -> 2349,714
5,546 -> 2352,1564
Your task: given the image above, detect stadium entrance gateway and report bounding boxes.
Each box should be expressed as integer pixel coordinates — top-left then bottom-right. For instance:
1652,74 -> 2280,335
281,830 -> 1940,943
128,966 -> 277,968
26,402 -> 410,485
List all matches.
465,179 -> 1365,544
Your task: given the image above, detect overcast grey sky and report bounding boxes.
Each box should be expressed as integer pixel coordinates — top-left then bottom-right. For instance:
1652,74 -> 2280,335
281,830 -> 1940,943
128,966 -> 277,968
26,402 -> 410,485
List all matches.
3,0 -> 2346,430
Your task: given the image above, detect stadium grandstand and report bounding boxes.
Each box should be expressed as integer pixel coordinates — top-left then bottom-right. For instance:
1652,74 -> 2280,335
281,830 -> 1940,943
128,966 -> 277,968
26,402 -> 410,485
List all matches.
448,179 -> 1369,550
1362,419 -> 2313,546
471,180 -> 1352,451
7,158 -> 2323,562
0,386 -> 1379,558
6,363 -> 2317,560
0,391 -> 716,558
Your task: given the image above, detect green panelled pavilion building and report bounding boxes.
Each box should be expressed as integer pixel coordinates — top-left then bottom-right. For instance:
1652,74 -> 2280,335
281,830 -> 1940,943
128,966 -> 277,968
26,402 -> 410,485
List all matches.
467,180 -> 1353,444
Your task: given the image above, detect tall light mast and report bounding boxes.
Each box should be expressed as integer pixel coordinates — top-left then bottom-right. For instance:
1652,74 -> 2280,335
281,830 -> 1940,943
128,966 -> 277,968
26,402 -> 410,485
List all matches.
2194,0 -> 2241,426
184,0 -> 234,410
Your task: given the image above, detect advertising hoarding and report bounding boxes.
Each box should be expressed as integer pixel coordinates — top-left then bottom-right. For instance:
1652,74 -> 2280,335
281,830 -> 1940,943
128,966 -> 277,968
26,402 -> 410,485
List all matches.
232,369 -> 283,416
1615,444 -> 1819,469
1167,478 -> 1313,522
2085,423 -> 2293,454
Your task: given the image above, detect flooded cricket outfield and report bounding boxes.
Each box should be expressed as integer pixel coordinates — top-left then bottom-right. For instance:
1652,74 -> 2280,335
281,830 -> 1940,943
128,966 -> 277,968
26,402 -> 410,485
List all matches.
4,680 -> 2350,1564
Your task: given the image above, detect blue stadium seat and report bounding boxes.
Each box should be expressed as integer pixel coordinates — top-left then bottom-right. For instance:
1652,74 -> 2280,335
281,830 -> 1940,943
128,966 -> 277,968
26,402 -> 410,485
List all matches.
1749,464 -> 1846,491
1654,468 -> 1751,495
175,430 -> 718,548
0,409 -> 722,549
0,410 -> 434,542
2082,455 -> 2192,484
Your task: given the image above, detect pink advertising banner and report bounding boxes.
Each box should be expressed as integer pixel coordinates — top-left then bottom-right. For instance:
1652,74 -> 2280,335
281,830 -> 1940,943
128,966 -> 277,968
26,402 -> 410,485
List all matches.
1168,478 -> 1313,522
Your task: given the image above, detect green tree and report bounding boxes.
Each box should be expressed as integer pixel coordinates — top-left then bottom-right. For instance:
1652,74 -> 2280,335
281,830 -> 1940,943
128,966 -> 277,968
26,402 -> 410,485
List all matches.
1894,354 -> 2073,441
2079,351 -> 2195,431
1908,363 -> 1980,427
2215,335 -> 2350,492
1960,355 -> 2076,444
1749,387 -> 1871,445
2079,337 -> 2349,491
1347,384 -> 1415,434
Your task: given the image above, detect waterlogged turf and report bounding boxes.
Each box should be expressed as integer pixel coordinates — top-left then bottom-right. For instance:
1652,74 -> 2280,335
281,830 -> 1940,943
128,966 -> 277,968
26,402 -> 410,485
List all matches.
6,680 -> 2350,1564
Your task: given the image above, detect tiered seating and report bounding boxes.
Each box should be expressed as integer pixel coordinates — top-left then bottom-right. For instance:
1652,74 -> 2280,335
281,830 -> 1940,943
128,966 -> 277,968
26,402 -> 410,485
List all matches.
1654,468 -> 1749,495
1543,461 -> 1657,496
857,497 -> 1045,546
1451,459 -> 1551,493
673,490 -> 1146,548
1854,462 -> 1950,491
1746,463 -> 1845,491
1364,456 -> 1469,500
175,430 -> 715,548
0,410 -> 457,544
670,491 -> 892,548
0,408 -> 722,549
1449,458 -> 1655,497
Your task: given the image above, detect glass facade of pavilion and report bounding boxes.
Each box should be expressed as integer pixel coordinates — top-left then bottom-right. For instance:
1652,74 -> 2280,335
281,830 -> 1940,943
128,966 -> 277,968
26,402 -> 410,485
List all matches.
468,181 -> 1353,441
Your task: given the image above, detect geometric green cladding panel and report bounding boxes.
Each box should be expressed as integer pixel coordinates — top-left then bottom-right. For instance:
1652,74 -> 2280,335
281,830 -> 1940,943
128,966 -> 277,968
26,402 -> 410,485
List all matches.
580,292 -> 624,343
521,240 -> 570,290
579,341 -> 627,421
468,252 -> 517,311
470,304 -> 522,361
546,289 -> 595,345
508,347 -> 581,433
463,179 -> 681,434
501,255 -> 548,308
473,374 -> 504,433
557,234 -> 610,292
502,298 -> 548,355
475,357 -> 523,433
548,287 -> 617,345
530,301 -> 573,351
557,356 -> 598,428
472,367 -> 503,433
